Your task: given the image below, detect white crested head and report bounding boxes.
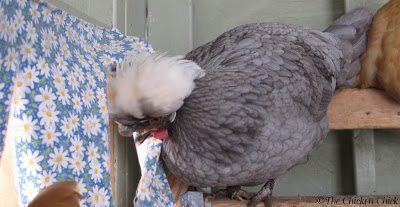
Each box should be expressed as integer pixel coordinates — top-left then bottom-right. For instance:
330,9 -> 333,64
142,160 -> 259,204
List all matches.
108,51 -> 205,119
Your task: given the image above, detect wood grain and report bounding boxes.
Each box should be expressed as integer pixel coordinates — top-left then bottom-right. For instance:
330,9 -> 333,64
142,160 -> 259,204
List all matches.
328,88 -> 400,129
213,196 -> 400,207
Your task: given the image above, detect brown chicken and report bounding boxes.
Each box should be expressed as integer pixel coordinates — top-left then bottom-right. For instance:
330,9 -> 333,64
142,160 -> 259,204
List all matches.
359,0 -> 400,102
28,181 -> 83,207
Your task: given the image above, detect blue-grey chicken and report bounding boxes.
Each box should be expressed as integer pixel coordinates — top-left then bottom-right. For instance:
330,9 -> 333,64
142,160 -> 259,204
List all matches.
108,8 -> 372,207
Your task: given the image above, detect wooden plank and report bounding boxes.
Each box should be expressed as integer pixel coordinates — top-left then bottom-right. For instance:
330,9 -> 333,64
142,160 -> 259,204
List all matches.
352,130 -> 377,195
108,122 -> 116,201
345,0 -> 389,12
167,172 -> 189,207
45,0 -> 109,27
192,0 -> 344,48
125,0 -> 147,38
0,122 -> 20,207
147,0 -> 193,55
113,0 -> 126,33
213,196 -> 400,207
328,89 -> 400,130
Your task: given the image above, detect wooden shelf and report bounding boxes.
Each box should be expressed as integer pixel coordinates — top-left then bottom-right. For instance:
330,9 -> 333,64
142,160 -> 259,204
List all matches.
328,88 -> 400,130
212,196 -> 400,207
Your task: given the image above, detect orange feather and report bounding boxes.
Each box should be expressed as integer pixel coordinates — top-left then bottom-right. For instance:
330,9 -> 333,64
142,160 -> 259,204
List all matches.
359,0 -> 400,102
28,181 -> 83,207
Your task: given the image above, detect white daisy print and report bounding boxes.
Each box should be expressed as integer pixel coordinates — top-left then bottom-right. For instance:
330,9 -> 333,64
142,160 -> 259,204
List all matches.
56,54 -> 68,72
39,171 -> 56,188
0,19 -> 8,40
34,86 -> 56,106
70,136 -> 84,156
93,67 -> 105,82
75,179 -> 87,195
22,181 -> 39,202
95,27 -> 103,38
6,21 -> 17,44
73,65 -> 85,82
24,65 -> 39,88
89,186 -> 104,207
41,28 -> 57,48
49,147 -> 69,173
15,114 -> 38,143
98,187 -> 110,207
61,44 -> 72,59
94,42 -> 103,51
40,127 -> 60,147
60,117 -> 74,137
13,9 -> 25,32
99,54 -> 115,66
0,83 -> 4,99
37,57 -> 50,77
68,113 -> 79,131
21,149 -> 44,176
101,132 -> 109,147
21,40 -> 37,64
82,88 -> 95,108
0,7 -> 4,18
8,93 -> 28,114
12,72 -> 30,97
83,116 -> 92,137
29,3 -> 40,23
96,88 -> 106,104
67,73 -> 79,91
101,152 -> 110,172
99,101 -> 108,121
16,0 -> 27,9
69,153 -> 86,175
43,7 -> 52,23
87,142 -> 99,163
90,115 -> 101,136
38,103 -> 59,127
4,47 -> 19,71
26,22 -> 37,43
41,40 -> 51,57
54,12 -> 66,30
57,87 -> 70,105
133,41 -> 146,50
53,71 -> 65,89
76,54 -> 87,68
72,94 -> 83,114
137,177 -> 152,201
86,74 -> 96,87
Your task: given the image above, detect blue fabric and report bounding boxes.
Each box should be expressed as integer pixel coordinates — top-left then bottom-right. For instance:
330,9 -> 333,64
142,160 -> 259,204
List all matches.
134,135 -> 176,207
0,0 -> 152,206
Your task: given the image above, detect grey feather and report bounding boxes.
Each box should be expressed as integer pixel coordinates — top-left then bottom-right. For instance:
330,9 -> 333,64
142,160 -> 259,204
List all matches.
159,9 -> 372,187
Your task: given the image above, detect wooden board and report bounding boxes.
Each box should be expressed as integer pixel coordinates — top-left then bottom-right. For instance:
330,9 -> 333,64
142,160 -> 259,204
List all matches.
213,196 -> 400,207
328,89 -> 400,129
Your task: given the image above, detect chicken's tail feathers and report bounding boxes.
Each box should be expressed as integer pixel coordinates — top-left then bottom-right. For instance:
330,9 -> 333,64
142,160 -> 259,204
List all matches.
324,8 -> 373,87
28,181 -> 83,207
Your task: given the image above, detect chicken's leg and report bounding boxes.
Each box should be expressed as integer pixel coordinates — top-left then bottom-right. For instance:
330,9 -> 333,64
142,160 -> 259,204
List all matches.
212,186 -> 255,201
247,179 -> 275,207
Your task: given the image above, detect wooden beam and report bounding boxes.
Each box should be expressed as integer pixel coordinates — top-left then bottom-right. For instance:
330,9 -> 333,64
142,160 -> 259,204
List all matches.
328,89 -> 400,130
213,196 -> 400,207
352,130 -> 376,195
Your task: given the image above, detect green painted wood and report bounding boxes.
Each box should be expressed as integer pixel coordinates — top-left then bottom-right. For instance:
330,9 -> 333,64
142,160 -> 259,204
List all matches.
112,123 -> 141,207
113,0 -> 126,33
46,0 -> 110,27
192,0 -> 344,48
352,130 -> 377,195
87,0 -> 113,27
125,0 -> 147,38
147,0 -> 193,55
374,129 -> 400,194
345,0 -> 389,12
